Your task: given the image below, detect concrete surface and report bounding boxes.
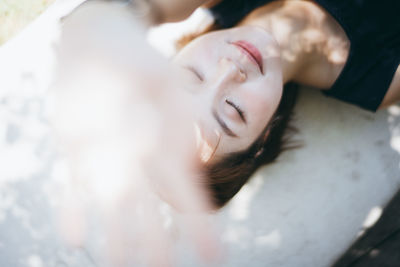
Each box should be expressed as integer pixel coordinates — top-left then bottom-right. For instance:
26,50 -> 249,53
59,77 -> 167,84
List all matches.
332,189 -> 400,267
0,1 -> 399,267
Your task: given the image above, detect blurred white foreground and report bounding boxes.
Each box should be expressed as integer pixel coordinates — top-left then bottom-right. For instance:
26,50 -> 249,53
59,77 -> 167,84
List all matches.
0,1 -> 400,267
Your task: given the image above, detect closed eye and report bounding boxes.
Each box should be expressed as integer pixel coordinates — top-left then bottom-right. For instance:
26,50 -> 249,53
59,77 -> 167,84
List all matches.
226,99 -> 247,124
185,66 -> 204,81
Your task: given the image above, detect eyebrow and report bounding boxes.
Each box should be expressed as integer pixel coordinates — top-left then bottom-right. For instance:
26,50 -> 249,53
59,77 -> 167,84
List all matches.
212,110 -> 238,138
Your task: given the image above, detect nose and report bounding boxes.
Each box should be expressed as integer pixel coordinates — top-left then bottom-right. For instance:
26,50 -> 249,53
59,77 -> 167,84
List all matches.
214,57 -> 247,87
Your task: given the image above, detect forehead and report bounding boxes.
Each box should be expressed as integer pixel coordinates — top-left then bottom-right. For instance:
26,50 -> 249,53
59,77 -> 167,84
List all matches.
175,31 -> 224,61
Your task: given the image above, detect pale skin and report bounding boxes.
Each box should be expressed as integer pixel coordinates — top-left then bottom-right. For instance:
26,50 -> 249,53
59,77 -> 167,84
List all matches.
173,26 -> 284,158
237,1 -> 400,109
149,0 -> 220,23
151,0 -> 400,108
152,0 -> 400,110
61,0 -> 400,206
169,0 -> 400,160
55,2 -> 222,265
53,1 -> 399,264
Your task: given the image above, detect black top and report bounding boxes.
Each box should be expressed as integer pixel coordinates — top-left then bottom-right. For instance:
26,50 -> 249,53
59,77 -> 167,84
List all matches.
210,0 -> 400,111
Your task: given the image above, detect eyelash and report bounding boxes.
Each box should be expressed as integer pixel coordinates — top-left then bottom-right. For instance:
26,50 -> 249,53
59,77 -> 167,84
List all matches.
186,66 -> 203,81
225,99 -> 246,121
184,66 -> 245,121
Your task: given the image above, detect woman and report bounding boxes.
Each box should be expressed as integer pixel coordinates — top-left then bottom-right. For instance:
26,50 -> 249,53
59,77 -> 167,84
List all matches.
63,0 -> 399,208
54,1 -> 399,265
170,0 -> 400,208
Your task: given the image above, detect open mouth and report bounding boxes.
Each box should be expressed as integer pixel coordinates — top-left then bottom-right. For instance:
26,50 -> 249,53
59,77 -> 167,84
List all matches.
232,40 -> 263,73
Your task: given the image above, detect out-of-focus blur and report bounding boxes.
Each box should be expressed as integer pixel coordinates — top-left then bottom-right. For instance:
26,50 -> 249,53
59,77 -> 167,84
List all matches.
1,1 -> 220,266
52,3 -> 221,265
1,1 -> 400,267
0,0 -> 55,45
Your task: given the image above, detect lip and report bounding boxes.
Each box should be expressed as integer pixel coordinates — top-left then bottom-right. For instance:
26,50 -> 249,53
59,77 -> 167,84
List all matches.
232,40 -> 263,73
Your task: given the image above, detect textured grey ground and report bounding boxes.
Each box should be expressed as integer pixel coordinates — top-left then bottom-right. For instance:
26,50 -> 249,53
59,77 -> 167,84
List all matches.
1,1 -> 400,267
332,189 -> 400,267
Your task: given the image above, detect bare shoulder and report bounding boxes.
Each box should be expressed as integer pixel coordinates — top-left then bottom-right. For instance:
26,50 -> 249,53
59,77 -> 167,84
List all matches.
289,1 -> 350,89
379,64 -> 400,109
151,0 -> 215,23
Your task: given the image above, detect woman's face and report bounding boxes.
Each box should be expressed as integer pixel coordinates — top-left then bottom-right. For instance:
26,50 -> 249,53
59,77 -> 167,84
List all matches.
173,26 -> 283,161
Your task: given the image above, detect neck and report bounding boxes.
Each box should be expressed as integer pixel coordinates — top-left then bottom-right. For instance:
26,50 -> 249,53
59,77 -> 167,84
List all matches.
238,1 -> 323,84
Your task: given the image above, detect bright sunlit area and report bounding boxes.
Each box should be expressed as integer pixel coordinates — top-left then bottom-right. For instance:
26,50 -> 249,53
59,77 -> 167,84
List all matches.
0,0 -> 55,44
1,1 -> 399,267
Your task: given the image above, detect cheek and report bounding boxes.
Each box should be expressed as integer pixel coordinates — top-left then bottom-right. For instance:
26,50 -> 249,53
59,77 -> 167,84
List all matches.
245,76 -> 283,119
241,89 -> 277,125
247,99 -> 272,137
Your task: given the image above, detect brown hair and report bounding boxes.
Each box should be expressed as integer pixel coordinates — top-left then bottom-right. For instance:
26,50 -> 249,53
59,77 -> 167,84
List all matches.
204,82 -> 299,208
177,23 -> 299,209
